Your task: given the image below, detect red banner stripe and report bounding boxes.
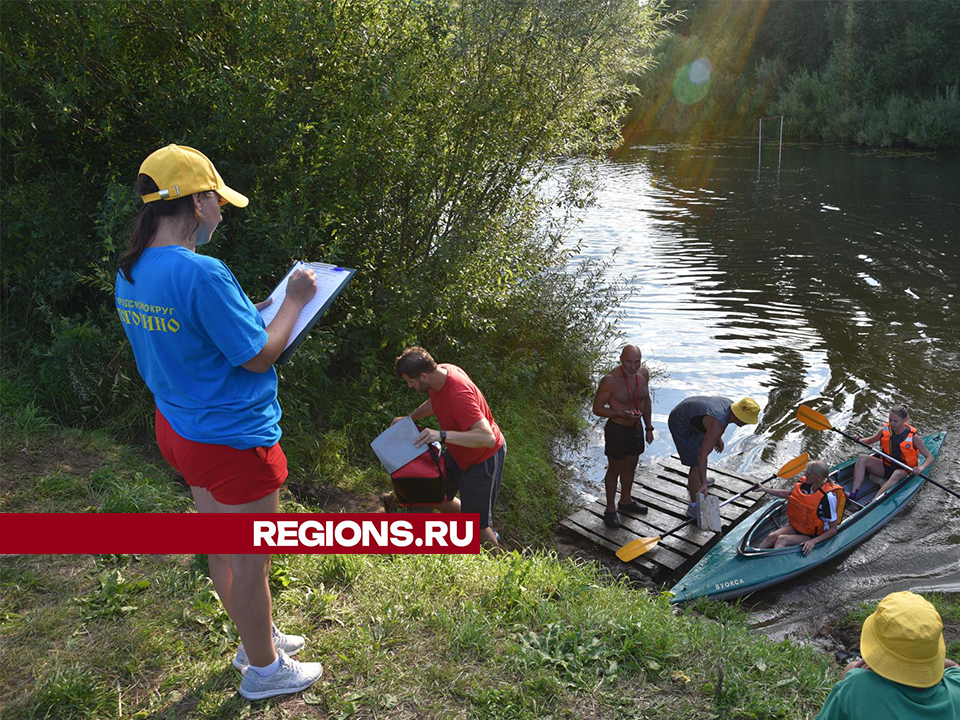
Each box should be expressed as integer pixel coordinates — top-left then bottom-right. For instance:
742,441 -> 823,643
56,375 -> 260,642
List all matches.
0,514 -> 481,554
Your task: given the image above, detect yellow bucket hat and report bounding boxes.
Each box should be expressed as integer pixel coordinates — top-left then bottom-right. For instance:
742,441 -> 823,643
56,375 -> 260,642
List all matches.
139,144 -> 248,207
860,591 -> 946,688
731,397 -> 760,425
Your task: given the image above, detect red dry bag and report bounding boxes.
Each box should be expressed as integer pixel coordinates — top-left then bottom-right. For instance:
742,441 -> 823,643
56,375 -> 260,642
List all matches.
390,443 -> 448,507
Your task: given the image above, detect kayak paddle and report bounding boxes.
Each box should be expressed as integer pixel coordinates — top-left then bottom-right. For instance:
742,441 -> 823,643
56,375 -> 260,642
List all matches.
615,452 -> 809,562
796,405 -> 958,499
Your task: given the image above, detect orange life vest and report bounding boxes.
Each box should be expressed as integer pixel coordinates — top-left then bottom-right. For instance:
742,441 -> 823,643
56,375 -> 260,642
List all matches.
787,482 -> 846,536
880,423 -> 919,468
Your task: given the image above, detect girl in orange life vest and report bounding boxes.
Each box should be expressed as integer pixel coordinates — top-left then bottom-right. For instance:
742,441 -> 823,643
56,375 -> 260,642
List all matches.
849,405 -> 934,503
756,460 -> 846,556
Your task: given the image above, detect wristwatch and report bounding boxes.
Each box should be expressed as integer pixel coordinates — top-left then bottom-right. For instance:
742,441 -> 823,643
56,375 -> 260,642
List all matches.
440,431 -> 447,444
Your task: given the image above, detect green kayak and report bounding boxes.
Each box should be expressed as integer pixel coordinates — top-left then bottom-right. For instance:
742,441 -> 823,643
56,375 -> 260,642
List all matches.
669,432 -> 947,604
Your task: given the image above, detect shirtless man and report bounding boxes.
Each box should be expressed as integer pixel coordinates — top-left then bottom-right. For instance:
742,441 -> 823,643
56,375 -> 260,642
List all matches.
592,345 -> 653,527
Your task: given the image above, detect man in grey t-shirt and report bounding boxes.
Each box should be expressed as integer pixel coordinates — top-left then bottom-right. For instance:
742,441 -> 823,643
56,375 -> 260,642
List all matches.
668,396 -> 760,518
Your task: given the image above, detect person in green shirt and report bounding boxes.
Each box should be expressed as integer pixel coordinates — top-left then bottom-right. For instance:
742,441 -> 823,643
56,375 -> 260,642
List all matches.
816,591 -> 959,720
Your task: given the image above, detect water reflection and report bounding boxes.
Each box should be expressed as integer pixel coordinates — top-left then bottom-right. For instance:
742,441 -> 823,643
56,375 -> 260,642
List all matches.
560,141 -> 960,630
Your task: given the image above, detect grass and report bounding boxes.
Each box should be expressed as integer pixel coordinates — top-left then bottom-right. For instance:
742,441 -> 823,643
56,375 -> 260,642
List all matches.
0,421 -> 844,719
0,548 -> 839,720
4,375 -> 938,719
27,666 -> 119,720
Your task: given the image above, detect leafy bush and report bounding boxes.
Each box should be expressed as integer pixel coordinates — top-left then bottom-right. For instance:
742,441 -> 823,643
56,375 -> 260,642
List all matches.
2,1 -> 662,538
908,85 -> 960,148
773,69 -> 827,140
2,0 -> 658,378
884,95 -> 916,146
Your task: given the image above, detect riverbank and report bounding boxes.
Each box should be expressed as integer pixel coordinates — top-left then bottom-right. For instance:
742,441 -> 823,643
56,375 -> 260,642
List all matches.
0,418 -> 873,719
830,595 -> 960,664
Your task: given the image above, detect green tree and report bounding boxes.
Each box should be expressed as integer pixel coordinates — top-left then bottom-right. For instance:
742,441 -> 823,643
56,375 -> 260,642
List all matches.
626,0 -> 960,148
1,1 -> 664,518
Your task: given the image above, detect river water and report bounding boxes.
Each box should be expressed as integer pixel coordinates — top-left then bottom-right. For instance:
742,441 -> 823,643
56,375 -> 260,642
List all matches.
558,141 -> 960,641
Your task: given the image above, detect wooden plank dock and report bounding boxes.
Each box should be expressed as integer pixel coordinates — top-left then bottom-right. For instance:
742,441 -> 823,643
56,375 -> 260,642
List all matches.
560,456 -> 763,581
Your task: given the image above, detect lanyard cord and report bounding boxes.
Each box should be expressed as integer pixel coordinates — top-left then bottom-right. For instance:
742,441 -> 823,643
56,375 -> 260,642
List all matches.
622,372 -> 641,412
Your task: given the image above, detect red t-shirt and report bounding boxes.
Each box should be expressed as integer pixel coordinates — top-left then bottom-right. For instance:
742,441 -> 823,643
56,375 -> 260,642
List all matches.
430,364 -> 504,470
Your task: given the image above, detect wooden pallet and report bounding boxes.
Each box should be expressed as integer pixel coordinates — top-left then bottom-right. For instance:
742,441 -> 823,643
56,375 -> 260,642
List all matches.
560,456 -> 765,581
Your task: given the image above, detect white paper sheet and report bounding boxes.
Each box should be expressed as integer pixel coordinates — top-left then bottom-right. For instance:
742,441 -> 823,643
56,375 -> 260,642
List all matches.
370,417 -> 428,474
259,261 -> 351,351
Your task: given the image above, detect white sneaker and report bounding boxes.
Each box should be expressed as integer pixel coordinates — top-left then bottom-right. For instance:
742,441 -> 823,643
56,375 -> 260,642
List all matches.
686,502 -> 698,519
238,649 -> 323,700
233,625 -> 306,672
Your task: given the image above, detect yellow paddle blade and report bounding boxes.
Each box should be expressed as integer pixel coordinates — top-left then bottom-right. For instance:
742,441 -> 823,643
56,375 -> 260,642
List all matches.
797,404 -> 833,431
616,535 -> 662,562
776,452 -> 809,478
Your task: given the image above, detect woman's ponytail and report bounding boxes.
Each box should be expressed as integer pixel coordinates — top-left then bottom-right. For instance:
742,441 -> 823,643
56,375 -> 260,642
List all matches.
118,175 -> 196,283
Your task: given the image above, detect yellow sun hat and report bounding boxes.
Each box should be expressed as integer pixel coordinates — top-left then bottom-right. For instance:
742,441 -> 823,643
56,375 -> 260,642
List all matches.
860,591 -> 946,688
138,144 -> 248,207
731,397 -> 760,424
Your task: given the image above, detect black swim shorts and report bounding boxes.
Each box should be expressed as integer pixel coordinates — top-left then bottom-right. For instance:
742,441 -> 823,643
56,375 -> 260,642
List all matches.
604,419 -> 645,460
881,461 -> 900,480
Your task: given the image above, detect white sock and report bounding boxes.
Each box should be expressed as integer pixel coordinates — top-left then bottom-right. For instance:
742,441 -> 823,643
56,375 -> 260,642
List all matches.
249,655 -> 281,678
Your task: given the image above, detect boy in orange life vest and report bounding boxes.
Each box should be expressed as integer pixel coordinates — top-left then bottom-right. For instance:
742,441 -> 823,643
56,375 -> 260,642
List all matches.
849,405 -> 933,503
756,460 -> 846,556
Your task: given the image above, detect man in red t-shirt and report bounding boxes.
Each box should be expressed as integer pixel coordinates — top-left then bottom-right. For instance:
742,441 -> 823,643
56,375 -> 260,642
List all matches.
392,346 -> 505,548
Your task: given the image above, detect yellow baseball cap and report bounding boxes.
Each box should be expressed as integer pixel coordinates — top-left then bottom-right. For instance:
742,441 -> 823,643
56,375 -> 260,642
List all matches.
731,397 -> 760,424
138,144 -> 248,207
860,591 -> 946,688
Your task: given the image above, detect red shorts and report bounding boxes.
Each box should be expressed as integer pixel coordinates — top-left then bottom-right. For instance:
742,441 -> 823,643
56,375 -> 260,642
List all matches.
155,408 -> 287,505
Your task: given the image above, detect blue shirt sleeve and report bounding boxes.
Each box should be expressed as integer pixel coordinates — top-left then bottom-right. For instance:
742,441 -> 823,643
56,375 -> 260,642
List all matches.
191,263 -> 268,367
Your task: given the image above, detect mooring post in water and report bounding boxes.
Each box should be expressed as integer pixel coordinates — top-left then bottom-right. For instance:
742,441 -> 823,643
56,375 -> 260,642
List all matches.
778,115 -> 784,174
758,115 -> 784,174
758,117 -> 762,171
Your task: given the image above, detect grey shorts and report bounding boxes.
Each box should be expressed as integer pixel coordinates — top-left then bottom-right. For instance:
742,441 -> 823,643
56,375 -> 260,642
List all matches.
443,442 -> 505,529
668,412 -> 704,467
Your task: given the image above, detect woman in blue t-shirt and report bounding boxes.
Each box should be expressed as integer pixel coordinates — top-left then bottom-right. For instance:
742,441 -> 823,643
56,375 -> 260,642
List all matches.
115,144 -> 322,700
